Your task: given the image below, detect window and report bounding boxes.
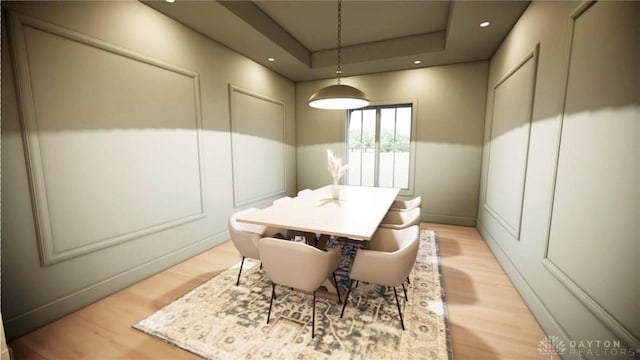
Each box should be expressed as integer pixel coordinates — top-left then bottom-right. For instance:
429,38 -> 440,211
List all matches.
346,104 -> 414,191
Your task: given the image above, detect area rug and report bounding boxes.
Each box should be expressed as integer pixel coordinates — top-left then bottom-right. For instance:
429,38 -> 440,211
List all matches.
134,230 -> 452,359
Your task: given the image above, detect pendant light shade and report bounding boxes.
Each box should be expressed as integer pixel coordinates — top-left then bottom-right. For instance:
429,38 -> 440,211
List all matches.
308,0 -> 369,110
308,84 -> 370,110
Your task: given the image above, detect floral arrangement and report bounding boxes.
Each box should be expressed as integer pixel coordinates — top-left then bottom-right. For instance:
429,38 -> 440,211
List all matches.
327,149 -> 348,184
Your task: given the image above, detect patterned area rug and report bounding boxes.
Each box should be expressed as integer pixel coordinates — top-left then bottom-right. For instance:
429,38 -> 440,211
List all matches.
134,230 -> 452,359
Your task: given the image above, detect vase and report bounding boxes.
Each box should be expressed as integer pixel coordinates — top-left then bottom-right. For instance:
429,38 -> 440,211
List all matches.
331,183 -> 340,200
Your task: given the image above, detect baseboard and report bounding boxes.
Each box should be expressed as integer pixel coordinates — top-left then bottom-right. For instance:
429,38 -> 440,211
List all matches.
4,231 -> 230,340
476,221 -> 582,360
422,213 -> 476,227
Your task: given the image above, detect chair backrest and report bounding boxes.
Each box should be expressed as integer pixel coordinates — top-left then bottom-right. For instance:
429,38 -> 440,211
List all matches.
393,226 -> 420,280
297,189 -> 313,197
363,226 -> 420,286
380,207 -> 421,229
228,208 -> 266,259
259,237 -> 339,292
390,196 -> 422,211
369,226 -> 418,251
273,196 -> 294,206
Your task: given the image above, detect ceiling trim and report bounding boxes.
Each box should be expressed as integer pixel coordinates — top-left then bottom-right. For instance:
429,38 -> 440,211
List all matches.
219,0 -> 311,66
143,0 -> 531,82
312,31 -> 446,68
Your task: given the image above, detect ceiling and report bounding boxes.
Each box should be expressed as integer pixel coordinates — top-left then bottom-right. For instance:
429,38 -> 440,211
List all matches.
143,1 -> 530,82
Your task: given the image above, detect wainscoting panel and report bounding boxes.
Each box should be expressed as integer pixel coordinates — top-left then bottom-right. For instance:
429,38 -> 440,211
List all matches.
229,85 -> 286,207
8,13 -> 206,265
546,1 -> 640,346
483,45 -> 538,239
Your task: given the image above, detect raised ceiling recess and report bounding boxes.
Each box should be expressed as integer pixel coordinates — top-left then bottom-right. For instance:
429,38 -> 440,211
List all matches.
143,1 -> 529,81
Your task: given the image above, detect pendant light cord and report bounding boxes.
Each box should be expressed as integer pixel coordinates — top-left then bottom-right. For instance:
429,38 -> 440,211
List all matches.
336,0 -> 342,85
307,0 -> 369,109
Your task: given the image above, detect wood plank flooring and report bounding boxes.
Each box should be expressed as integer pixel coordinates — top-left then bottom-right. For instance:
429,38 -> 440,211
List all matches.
432,223 -> 554,359
8,223 -> 554,359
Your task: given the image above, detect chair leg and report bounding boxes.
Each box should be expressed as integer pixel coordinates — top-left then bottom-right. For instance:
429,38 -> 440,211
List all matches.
340,279 -> 353,318
312,291 -> 316,338
402,283 -> 408,301
267,283 -> 276,324
406,276 -> 410,284
393,287 -> 405,331
260,262 -> 263,270
236,257 -> 245,286
332,272 -> 342,304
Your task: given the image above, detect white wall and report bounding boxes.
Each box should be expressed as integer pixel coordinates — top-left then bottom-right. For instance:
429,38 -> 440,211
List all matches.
296,62 -> 488,226
1,1 -> 295,338
478,1 -> 639,357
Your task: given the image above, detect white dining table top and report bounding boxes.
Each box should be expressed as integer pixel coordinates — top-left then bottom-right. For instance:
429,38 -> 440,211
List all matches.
236,185 -> 400,240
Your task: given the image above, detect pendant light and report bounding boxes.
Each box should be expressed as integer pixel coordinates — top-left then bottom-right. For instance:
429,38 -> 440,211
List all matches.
308,0 -> 369,110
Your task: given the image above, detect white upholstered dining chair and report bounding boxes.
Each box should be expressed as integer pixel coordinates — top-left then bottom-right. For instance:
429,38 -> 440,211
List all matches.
340,225 -> 420,330
228,208 -> 287,286
379,207 -> 421,230
297,189 -> 313,197
389,196 -> 422,212
259,237 -> 342,338
272,196 -> 294,206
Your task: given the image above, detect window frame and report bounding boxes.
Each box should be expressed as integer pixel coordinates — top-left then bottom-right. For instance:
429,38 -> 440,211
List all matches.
343,99 -> 417,197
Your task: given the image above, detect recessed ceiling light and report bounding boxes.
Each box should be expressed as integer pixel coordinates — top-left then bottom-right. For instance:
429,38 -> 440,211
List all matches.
268,57 -> 275,62
413,60 -> 421,65
165,0 -> 175,3
480,21 -> 490,28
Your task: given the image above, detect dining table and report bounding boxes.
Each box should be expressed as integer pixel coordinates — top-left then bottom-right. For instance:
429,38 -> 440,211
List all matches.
236,184 -> 400,241
236,184 -> 400,299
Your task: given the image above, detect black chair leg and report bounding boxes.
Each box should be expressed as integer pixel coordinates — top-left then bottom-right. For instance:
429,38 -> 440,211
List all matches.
332,272 -> 342,304
260,262 -> 263,270
406,276 -> 410,284
267,283 -> 276,324
402,283 -> 408,301
312,291 -> 316,338
236,257 -> 245,286
393,287 -> 405,330
340,279 -> 353,318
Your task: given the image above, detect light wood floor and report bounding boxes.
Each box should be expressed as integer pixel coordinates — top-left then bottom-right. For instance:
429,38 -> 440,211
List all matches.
8,223 -> 553,359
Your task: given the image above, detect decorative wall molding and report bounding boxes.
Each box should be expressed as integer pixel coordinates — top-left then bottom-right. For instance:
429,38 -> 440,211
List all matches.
543,0 -> 593,260
7,11 -> 207,265
483,44 -> 539,241
422,213 -> 476,227
543,1 -> 640,349
477,222 -> 586,360
543,259 -> 640,350
229,85 -> 286,207
4,230 -> 228,339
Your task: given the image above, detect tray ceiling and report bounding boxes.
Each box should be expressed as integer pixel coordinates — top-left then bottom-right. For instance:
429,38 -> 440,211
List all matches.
143,1 -> 529,82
